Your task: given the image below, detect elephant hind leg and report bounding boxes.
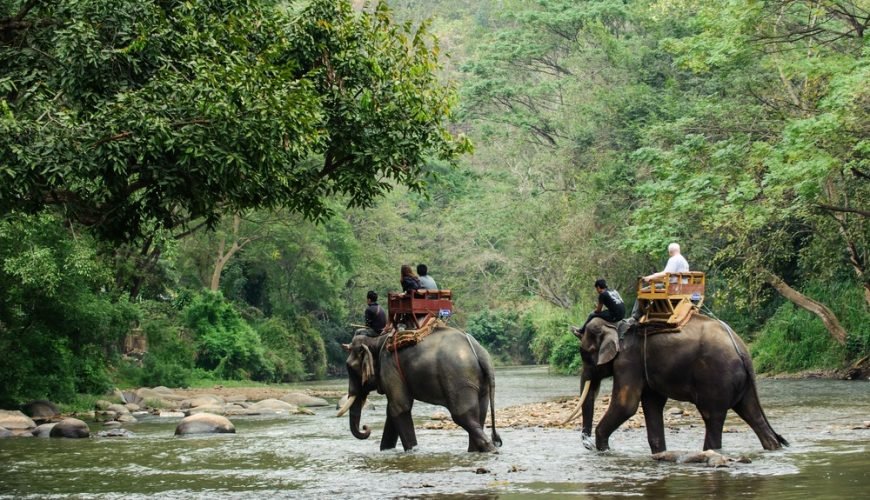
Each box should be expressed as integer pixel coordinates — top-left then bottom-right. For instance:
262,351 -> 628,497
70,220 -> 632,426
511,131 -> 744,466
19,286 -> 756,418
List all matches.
699,409 -> 725,451
732,388 -> 787,450
452,410 -> 495,453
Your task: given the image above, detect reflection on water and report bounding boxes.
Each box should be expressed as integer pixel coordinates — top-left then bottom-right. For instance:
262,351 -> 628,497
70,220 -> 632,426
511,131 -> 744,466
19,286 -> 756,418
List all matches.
0,366 -> 868,498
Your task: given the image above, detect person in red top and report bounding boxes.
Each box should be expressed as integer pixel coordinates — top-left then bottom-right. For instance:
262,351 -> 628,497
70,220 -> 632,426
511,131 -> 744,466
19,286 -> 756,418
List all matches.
400,264 -> 422,294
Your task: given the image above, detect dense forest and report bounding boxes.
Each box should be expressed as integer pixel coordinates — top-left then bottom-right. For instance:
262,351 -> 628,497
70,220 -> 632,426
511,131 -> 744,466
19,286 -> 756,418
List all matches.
1,0 -> 867,407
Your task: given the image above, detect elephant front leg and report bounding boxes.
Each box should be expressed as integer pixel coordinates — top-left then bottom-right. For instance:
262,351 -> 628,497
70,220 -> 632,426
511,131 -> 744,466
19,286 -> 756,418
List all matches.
641,390 -> 668,454
393,411 -> 417,451
595,384 -> 641,451
380,414 -> 399,450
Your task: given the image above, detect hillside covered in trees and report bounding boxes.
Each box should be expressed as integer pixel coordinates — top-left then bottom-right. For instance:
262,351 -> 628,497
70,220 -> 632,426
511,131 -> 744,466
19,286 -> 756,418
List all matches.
1,0 -> 867,406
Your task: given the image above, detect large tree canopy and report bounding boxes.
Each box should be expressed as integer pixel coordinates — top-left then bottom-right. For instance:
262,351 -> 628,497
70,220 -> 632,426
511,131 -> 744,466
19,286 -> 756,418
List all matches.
0,0 -> 469,241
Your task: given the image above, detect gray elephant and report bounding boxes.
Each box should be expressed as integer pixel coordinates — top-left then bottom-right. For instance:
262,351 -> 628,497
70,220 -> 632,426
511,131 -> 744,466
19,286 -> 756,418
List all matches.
569,316 -> 787,452
338,327 -> 502,452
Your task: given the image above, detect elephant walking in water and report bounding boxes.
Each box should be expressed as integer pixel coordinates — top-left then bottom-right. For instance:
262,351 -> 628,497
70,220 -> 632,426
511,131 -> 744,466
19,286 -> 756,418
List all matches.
571,316 -> 788,452
338,327 -> 502,452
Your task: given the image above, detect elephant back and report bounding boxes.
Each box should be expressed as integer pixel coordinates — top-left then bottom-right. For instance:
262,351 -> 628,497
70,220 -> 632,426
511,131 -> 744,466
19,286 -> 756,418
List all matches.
387,319 -> 449,352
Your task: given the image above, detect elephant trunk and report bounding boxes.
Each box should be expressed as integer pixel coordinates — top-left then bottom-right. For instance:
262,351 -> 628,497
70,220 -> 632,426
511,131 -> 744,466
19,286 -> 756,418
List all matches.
348,394 -> 371,440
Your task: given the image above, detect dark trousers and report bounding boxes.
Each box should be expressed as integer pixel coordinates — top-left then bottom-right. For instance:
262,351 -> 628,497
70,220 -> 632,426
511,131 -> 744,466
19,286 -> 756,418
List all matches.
580,311 -> 621,332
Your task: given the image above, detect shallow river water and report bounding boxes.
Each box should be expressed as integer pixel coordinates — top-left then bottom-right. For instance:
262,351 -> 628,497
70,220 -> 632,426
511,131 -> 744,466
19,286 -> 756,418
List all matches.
1,366 -> 868,498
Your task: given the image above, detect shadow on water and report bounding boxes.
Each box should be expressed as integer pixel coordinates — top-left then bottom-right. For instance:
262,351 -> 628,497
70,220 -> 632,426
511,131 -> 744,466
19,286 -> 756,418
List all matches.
1,366 -> 868,498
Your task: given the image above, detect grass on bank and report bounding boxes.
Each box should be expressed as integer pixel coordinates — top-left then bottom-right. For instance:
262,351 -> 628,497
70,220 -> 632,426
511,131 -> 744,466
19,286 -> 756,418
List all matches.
751,282 -> 868,374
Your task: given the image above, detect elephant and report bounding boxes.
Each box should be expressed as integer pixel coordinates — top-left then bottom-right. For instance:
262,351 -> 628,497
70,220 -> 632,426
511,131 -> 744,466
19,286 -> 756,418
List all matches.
567,316 -> 788,453
338,327 -> 502,452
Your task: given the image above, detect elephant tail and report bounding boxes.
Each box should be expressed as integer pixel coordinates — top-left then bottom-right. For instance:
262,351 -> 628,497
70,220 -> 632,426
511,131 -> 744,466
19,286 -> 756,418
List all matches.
719,319 -> 789,449
482,346 -> 502,448
489,374 -> 502,448
466,332 -> 502,448
739,344 -> 789,449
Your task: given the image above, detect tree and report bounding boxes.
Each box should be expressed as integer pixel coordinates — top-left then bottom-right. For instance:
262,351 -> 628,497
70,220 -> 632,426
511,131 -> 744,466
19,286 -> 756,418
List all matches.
627,0 -> 867,345
0,0 -> 470,242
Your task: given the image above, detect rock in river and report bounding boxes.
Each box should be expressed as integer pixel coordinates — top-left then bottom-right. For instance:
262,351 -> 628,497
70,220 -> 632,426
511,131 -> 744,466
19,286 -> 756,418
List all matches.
280,393 -> 329,407
50,418 -> 90,438
175,413 -> 236,435
32,423 -> 57,437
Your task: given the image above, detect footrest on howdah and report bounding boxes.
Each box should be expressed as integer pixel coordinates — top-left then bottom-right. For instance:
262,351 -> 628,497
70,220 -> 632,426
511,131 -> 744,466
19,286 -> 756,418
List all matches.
638,309 -> 698,335
386,317 -> 447,352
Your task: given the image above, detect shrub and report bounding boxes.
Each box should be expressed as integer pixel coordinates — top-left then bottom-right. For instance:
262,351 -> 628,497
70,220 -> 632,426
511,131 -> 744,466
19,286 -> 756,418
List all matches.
256,318 -> 306,382
0,212 -> 137,406
183,290 -> 273,380
527,304 -> 578,371
466,309 -> 535,364
751,281 -> 866,372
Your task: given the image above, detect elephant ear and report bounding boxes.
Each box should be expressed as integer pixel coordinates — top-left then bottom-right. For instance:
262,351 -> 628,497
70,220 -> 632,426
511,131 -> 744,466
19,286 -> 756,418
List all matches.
597,324 -> 620,366
360,344 -> 376,386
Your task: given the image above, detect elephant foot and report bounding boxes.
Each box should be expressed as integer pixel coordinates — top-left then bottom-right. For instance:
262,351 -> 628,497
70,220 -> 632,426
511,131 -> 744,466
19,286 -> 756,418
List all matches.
581,433 -> 596,451
468,442 -> 498,453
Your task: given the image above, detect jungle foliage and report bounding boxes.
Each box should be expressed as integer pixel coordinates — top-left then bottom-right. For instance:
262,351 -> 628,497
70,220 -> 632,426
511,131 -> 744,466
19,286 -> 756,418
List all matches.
0,0 -> 867,406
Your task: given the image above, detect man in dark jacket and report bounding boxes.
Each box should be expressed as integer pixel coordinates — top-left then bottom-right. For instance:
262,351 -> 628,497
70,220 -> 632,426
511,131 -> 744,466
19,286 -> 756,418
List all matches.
572,279 -> 625,337
362,290 -> 387,336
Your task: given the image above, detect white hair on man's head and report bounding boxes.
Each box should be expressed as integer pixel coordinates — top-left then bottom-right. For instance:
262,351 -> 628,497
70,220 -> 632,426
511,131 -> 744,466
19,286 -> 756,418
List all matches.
668,242 -> 681,254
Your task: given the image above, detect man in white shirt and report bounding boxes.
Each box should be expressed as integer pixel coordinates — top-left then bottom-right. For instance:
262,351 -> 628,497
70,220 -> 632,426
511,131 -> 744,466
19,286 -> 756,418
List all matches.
644,243 -> 689,284
621,243 -> 690,332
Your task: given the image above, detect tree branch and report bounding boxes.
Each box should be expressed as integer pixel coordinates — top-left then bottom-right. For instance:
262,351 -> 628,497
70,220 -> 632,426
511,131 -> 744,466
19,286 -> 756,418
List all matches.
816,204 -> 870,218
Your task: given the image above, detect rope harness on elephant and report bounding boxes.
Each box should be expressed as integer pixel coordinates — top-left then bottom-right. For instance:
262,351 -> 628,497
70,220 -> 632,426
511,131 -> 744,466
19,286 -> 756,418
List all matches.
391,331 -> 409,387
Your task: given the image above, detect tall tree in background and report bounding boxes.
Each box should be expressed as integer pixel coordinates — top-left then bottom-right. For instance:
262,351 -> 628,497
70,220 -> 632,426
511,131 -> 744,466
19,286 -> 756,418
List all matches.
629,0 -> 868,343
0,0 -> 470,242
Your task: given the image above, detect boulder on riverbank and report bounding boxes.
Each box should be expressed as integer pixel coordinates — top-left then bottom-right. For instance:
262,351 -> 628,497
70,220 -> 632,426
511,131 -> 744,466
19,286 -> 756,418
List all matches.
281,393 -> 329,407
248,399 -> 297,413
50,418 -> 90,438
21,400 -> 60,423
0,410 -> 36,431
175,413 -> 235,435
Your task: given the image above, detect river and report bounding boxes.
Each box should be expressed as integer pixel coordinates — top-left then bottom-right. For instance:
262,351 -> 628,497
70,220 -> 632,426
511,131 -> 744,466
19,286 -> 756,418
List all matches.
1,366 -> 868,498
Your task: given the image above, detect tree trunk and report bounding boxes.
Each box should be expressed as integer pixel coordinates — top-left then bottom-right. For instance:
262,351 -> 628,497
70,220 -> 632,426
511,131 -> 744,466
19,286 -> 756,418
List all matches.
210,214 -> 249,291
761,270 -> 848,345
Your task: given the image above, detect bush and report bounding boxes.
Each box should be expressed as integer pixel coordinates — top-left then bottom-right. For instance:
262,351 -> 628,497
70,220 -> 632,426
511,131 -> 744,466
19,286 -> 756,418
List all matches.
548,332 -> 582,375
183,290 -> 274,380
466,309 -> 535,364
256,318 -> 306,382
527,304 -> 578,371
0,212 -> 138,406
751,281 -> 866,372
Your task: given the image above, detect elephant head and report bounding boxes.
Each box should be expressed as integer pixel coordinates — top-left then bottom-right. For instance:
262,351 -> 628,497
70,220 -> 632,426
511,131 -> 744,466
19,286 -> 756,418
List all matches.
580,317 -> 620,366
563,318 -> 619,437
337,335 -> 383,440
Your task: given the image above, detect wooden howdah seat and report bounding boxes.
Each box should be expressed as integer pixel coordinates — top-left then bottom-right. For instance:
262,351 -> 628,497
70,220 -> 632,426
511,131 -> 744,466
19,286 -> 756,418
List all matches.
636,272 -> 705,330
387,289 -> 453,332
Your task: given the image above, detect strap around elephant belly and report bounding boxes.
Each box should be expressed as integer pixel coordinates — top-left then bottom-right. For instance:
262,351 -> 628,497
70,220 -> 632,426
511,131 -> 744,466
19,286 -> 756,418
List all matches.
392,331 -> 408,387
